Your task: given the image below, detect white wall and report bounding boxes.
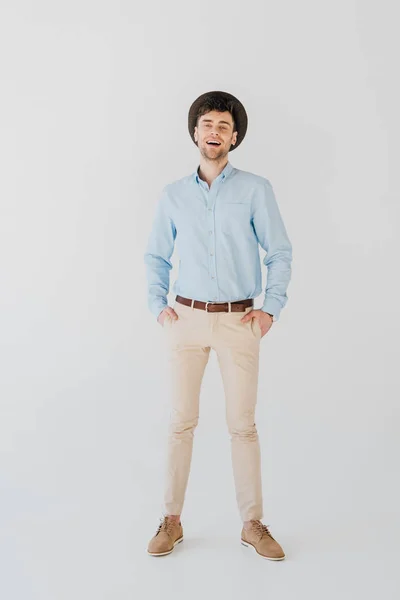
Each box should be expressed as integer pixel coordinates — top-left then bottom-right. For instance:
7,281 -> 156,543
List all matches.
1,1 -> 399,598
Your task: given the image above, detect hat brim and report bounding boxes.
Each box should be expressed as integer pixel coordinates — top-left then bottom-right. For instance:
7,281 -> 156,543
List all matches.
188,90 -> 248,152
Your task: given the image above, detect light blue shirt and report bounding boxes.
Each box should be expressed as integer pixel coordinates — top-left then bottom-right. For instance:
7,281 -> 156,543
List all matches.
144,160 -> 292,321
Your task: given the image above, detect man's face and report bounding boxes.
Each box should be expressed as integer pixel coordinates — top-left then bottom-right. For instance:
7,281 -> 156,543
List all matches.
194,110 -> 238,160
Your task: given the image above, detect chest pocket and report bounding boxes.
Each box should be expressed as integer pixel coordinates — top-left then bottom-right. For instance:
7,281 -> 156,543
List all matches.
220,202 -> 251,235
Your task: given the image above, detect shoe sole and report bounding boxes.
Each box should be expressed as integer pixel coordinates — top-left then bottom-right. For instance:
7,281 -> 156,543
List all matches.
147,536 -> 184,556
241,539 -> 285,561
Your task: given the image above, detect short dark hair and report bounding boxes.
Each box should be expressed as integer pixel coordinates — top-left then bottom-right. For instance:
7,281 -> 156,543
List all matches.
195,95 -> 237,132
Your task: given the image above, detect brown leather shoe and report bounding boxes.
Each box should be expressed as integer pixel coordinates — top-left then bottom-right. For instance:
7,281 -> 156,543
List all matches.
241,520 -> 285,560
147,516 -> 184,556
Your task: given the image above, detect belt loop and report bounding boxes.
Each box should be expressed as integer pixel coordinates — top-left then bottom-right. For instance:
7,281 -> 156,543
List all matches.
191,298 -> 194,310
228,302 -> 231,313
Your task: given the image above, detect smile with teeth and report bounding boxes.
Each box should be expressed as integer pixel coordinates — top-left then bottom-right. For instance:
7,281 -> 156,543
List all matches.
206,140 -> 221,146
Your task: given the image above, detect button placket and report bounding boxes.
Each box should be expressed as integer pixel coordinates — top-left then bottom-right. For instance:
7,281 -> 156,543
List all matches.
198,176 -> 223,301
207,189 -> 218,288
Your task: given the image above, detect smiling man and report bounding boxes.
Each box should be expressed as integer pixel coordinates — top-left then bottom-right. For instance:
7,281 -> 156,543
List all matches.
144,90 -> 293,561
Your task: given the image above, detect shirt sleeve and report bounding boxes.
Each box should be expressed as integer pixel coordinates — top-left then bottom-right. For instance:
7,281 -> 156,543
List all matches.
252,179 -> 293,321
144,186 -> 177,319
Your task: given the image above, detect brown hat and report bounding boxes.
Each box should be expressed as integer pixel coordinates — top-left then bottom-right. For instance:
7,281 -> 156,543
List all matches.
188,90 -> 248,152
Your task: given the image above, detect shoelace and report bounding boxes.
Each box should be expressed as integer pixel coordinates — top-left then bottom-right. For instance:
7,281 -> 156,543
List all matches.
251,520 -> 275,540
156,515 -> 178,537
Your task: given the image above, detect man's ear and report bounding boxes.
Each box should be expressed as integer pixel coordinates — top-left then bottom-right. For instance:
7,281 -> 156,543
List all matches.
231,131 -> 238,145
194,125 -> 198,142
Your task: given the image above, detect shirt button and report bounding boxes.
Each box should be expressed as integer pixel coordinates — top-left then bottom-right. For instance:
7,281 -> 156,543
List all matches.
209,230 -> 212,234
210,252 -> 214,256
208,208 -> 212,211
211,276 -> 215,279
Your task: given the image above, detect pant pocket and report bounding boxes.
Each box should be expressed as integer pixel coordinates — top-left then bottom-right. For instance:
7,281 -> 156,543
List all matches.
250,317 -> 262,338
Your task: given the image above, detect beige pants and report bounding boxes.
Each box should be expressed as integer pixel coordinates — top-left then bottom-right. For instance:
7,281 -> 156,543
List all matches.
162,298 -> 263,522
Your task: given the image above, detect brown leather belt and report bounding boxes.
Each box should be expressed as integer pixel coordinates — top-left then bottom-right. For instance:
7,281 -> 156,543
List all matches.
175,295 -> 253,313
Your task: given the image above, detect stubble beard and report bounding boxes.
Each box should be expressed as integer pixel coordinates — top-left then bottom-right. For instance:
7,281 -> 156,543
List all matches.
199,141 -> 229,163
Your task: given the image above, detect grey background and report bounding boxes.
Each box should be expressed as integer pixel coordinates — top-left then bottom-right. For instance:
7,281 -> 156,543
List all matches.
1,1 -> 399,598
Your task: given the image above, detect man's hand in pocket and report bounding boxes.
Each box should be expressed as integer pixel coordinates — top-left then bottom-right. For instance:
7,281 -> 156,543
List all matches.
157,307 -> 179,326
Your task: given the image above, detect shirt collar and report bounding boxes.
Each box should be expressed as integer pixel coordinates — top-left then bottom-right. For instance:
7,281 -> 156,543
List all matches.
194,161 -> 234,185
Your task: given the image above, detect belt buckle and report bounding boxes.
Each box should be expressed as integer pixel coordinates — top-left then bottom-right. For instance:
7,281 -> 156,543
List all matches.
205,301 -> 210,312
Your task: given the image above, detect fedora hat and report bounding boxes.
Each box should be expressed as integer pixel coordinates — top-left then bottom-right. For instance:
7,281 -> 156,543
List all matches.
188,90 -> 248,152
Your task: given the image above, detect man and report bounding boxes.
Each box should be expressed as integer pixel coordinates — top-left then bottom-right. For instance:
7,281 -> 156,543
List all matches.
143,90 -> 292,560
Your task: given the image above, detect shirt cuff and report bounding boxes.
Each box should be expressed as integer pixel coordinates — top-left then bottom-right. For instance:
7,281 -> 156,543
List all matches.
150,300 -> 168,320
261,298 -> 284,321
